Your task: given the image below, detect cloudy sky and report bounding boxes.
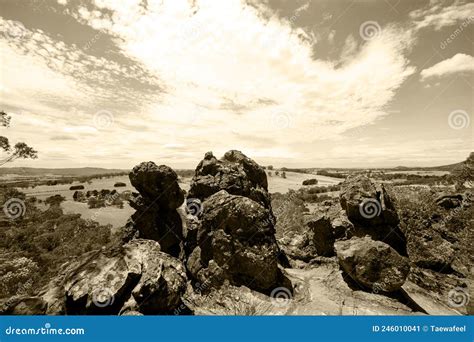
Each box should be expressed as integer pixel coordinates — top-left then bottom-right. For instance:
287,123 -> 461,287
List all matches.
0,0 -> 472,169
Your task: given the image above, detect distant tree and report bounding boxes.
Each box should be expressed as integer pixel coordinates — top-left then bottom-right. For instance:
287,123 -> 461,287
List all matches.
45,195 -> 66,207
267,165 -> 274,170
268,171 -> 272,177
281,171 -> 286,179
275,171 -> 279,176
452,152 -> 474,190
1,111 -> 38,166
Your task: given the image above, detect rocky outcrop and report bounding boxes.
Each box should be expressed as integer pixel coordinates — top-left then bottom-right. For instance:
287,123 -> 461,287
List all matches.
125,162 -> 185,257
188,150 -> 271,210
30,239 -> 187,315
184,150 -> 290,292
335,236 -> 410,292
339,175 -> 407,255
435,194 -> 463,209
186,190 -> 288,292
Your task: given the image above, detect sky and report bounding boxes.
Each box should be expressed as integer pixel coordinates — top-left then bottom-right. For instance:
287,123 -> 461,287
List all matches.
0,0 -> 473,169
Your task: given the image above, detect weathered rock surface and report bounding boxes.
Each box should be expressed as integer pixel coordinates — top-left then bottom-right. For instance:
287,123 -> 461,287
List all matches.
19,240 -> 187,315
435,194 -> 463,209
125,162 -> 185,257
188,150 -> 271,209
186,260 -> 419,315
129,162 -> 184,210
340,175 -> 399,227
0,297 -> 48,315
335,236 -> 410,292
339,175 -> 407,255
186,190 -> 288,292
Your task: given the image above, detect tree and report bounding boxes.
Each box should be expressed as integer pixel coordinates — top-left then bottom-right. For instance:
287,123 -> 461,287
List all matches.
452,152 -> 473,190
281,171 -> 286,179
267,165 -> 274,170
268,171 -> 272,177
275,171 -> 279,176
45,195 -> 66,207
1,111 -> 38,166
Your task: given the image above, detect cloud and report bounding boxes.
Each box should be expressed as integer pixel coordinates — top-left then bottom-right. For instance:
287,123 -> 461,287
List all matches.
420,53 -> 474,80
72,0 -> 415,141
410,1 -> 474,30
1,1 -> 420,167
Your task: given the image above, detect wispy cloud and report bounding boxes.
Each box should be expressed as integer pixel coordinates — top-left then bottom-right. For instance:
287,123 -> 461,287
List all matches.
420,53 -> 474,80
410,0 -> 474,30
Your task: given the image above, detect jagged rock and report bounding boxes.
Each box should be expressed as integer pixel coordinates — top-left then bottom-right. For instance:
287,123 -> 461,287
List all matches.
126,162 -> 185,257
129,162 -> 184,210
39,239 -> 187,315
339,175 -> 407,255
407,233 -> 456,272
335,236 -> 410,292
304,216 -> 336,257
187,190 -> 287,292
435,194 -> 463,209
188,150 -> 271,209
278,231 -> 317,263
0,297 -> 47,315
340,175 -> 399,227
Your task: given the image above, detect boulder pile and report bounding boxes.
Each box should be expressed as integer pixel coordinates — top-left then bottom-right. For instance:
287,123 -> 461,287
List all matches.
185,151 -> 290,292
2,240 -> 187,315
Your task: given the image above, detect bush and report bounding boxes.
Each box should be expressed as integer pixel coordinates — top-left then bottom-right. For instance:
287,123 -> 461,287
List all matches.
302,178 -> 318,185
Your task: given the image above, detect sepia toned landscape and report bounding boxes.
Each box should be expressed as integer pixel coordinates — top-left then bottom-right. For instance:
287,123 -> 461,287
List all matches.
0,0 -> 472,317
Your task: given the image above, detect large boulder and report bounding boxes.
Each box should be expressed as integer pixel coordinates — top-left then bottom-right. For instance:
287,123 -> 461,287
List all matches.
186,190 -> 287,292
340,175 -> 399,226
44,239 -> 187,315
129,162 -> 184,210
125,162 -> 185,257
435,194 -> 463,209
335,236 -> 410,292
188,150 -> 271,209
339,175 -> 407,255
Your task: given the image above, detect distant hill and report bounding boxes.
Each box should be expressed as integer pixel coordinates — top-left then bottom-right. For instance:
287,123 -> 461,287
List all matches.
0,167 -> 129,177
393,161 -> 465,172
